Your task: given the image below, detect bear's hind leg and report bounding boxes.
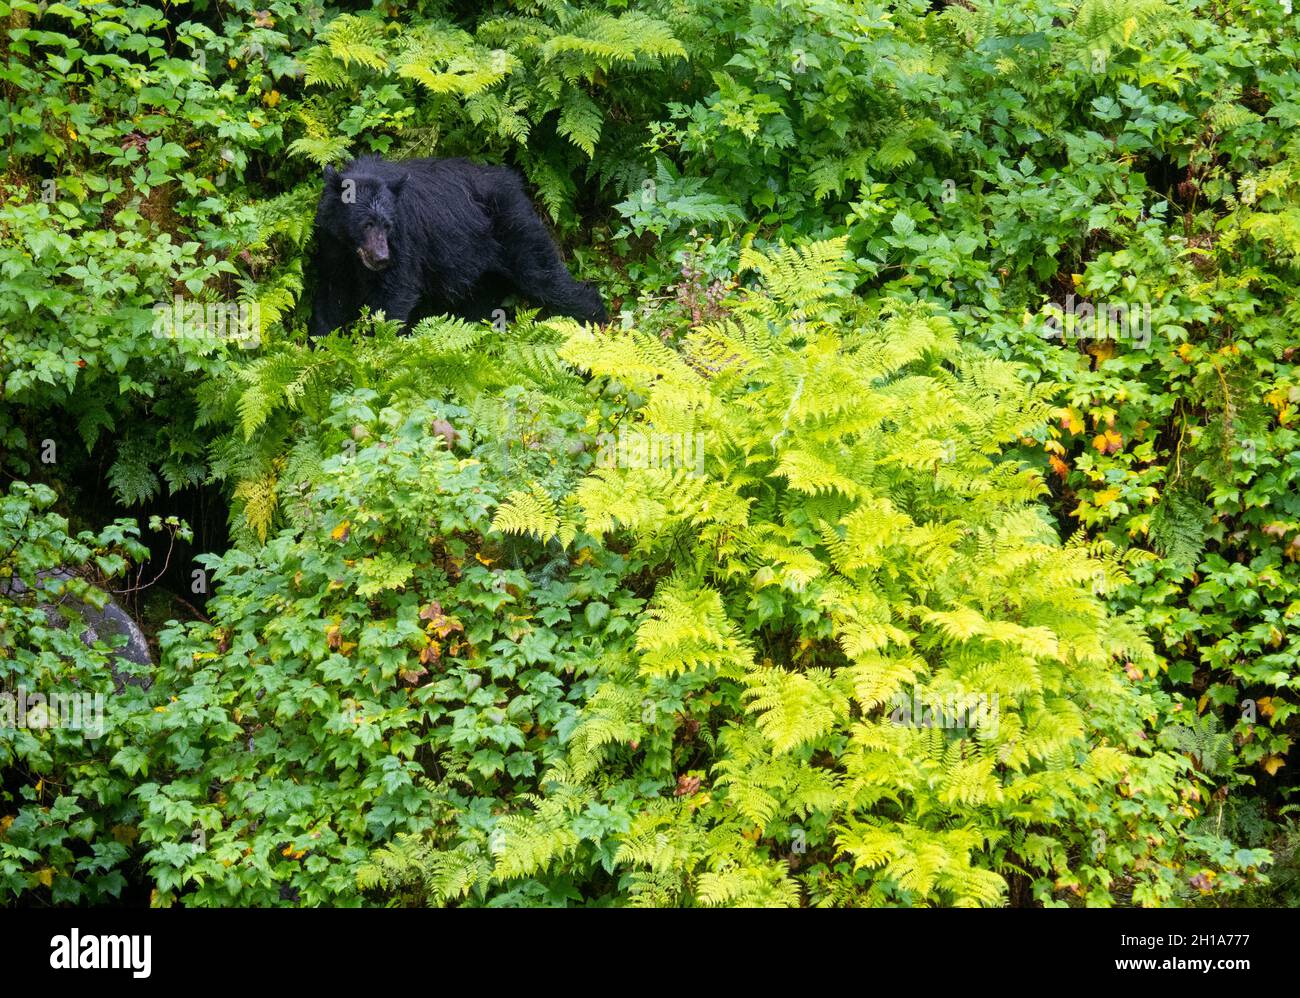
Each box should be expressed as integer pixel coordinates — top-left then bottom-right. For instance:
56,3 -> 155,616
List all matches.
496,218 -> 606,324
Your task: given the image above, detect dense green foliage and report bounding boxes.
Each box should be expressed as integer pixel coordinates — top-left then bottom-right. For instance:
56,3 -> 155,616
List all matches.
0,482 -> 158,901
1,0 -> 1297,906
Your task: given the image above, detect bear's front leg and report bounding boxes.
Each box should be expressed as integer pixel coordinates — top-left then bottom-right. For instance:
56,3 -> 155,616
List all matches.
309,238 -> 362,337
310,281 -> 349,338
365,269 -> 424,332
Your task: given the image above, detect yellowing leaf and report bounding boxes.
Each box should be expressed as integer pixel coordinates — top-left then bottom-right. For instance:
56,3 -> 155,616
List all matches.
1058,407 -> 1085,435
1089,340 -> 1116,364
1092,429 -> 1123,455
111,824 -> 140,845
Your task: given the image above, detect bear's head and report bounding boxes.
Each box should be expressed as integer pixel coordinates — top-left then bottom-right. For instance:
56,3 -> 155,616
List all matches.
323,165 -> 407,272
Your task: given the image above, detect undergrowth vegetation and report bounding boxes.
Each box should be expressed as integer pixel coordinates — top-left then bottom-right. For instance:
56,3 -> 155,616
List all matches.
1,0 -> 1297,906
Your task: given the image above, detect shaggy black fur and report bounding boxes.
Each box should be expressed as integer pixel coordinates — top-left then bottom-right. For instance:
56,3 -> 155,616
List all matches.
309,156 -> 607,336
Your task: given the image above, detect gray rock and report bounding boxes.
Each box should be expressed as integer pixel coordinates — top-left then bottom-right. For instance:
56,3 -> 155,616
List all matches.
0,568 -> 153,691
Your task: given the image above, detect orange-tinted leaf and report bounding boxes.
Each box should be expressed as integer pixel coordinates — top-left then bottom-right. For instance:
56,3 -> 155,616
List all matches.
1058,407 -> 1085,435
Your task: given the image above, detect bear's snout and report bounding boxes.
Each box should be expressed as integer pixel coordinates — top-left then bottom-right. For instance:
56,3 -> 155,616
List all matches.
357,228 -> 391,271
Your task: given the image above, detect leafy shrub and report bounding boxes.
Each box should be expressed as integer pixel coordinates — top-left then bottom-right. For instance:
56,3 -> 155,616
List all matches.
623,0 -> 1300,841
121,320 -> 647,905
375,243 -> 1267,906
0,482 -> 154,902
0,0 -> 312,495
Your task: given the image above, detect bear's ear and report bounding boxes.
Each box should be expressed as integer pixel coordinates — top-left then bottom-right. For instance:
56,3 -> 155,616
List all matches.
323,165 -> 341,189
389,173 -> 408,197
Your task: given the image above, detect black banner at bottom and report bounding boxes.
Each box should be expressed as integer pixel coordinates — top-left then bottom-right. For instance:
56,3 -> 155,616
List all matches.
0,906 -> 1280,985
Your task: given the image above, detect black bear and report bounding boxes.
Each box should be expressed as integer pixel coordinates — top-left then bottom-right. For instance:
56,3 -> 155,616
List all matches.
309,156 -> 607,337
